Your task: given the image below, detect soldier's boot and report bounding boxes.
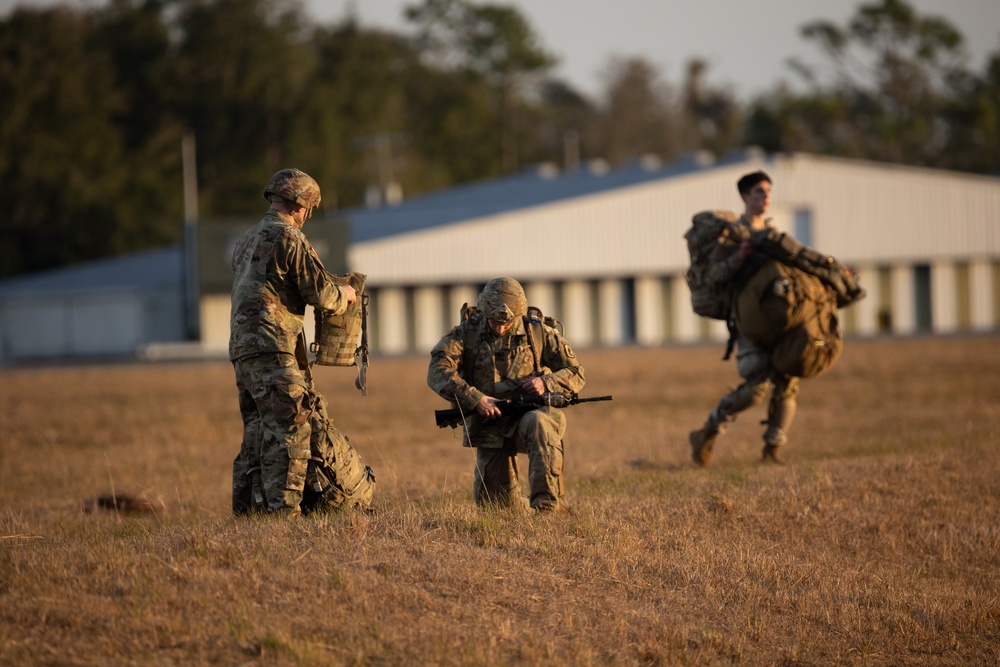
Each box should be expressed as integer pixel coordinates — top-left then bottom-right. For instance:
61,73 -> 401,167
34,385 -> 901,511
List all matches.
761,444 -> 784,464
761,389 -> 796,465
690,408 -> 728,467
689,424 -> 719,467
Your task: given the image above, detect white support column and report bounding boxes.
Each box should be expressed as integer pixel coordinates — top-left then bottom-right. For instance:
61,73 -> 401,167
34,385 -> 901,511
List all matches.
931,260 -> 958,334
634,275 -> 663,346
525,281 -> 558,318
562,280 -> 593,347
708,318 -> 729,342
891,265 -> 916,335
199,294 -> 232,351
413,286 -> 445,352
597,279 -> 625,345
969,259 -> 996,331
671,275 -> 699,342
375,286 -> 408,354
850,266 -> 879,336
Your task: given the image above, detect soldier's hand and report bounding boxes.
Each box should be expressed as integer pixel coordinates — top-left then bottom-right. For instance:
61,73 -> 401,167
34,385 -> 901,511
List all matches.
519,376 -> 545,396
341,284 -> 357,306
475,396 -> 503,420
737,238 -> 754,262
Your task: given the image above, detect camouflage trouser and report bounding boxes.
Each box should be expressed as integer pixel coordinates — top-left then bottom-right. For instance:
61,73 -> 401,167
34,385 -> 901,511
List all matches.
473,407 -> 566,510
709,336 -> 800,447
232,353 -> 313,515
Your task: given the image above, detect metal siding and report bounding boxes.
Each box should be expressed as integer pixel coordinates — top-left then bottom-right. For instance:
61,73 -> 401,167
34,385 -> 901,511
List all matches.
351,155 -> 1000,288
349,163 -> 765,286
773,155 -> 1000,263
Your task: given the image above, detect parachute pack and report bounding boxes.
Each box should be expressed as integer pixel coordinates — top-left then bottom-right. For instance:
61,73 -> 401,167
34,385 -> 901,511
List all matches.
684,210 -> 866,378
735,260 -> 843,378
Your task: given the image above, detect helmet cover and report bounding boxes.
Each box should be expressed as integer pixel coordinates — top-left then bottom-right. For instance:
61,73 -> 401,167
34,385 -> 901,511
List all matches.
477,277 -> 527,325
262,168 -> 321,214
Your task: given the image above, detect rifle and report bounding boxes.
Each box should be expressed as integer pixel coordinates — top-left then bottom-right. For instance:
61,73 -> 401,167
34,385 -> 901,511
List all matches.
435,393 -> 613,429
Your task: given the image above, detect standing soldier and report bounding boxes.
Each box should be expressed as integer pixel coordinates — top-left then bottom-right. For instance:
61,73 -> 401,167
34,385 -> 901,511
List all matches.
428,277 -> 586,512
230,168 -> 358,516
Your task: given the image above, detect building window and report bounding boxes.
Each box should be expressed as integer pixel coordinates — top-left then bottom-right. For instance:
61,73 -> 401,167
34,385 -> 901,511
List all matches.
794,208 -> 814,247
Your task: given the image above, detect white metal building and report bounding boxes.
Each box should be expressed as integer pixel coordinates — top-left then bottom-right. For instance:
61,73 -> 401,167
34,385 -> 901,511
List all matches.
3,150 -> 998,363
341,150 -> 1000,354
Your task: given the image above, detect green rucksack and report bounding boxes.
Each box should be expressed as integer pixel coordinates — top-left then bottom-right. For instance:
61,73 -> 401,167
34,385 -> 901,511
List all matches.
683,210 -> 748,320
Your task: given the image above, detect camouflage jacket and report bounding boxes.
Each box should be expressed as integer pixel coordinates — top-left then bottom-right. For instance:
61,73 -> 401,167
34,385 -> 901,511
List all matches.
427,314 -> 586,448
229,210 -> 351,361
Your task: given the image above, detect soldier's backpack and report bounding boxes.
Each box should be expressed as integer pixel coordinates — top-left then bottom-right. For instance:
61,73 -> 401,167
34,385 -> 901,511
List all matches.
300,393 -> 375,514
734,260 -> 843,378
683,210 -> 749,320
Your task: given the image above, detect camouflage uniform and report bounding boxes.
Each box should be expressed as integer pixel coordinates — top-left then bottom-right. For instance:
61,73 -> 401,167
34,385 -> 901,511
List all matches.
428,285 -> 586,510
230,182 -> 354,515
692,215 -> 799,465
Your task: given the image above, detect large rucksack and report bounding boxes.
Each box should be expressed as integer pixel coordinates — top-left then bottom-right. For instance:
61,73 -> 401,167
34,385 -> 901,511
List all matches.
683,210 -> 748,320
300,393 -> 375,514
734,260 -> 843,378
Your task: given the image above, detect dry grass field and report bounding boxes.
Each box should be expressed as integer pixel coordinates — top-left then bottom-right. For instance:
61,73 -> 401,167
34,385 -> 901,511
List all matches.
1,334 -> 998,666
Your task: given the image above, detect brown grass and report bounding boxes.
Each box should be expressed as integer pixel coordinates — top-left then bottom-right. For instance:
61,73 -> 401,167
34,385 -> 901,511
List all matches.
1,335 -> 998,666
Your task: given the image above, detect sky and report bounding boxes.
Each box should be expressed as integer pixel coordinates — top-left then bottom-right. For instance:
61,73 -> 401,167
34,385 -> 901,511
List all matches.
2,0 -> 998,101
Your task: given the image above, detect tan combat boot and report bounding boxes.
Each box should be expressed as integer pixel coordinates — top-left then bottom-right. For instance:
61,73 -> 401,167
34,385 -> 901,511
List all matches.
761,444 -> 784,464
689,427 -> 717,467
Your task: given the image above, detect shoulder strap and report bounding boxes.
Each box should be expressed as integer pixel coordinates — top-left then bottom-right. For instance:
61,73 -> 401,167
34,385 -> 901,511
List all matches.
523,312 -> 545,374
462,315 -> 479,382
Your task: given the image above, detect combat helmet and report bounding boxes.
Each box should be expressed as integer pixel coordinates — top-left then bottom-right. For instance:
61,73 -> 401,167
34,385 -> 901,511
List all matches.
478,277 -> 527,325
263,168 -> 322,219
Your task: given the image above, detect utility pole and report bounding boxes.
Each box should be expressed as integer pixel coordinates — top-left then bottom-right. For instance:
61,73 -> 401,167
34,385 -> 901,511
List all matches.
182,130 -> 201,342
355,132 -> 407,208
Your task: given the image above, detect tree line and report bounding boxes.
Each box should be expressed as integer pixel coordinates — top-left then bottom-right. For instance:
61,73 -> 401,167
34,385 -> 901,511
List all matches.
1,0 -> 997,278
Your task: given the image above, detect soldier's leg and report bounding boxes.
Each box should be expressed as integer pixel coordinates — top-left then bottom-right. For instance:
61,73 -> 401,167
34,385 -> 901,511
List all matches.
472,443 -> 522,508
691,336 -> 771,466
245,355 -> 313,515
513,407 -> 567,510
762,375 -> 799,463
233,367 -> 265,515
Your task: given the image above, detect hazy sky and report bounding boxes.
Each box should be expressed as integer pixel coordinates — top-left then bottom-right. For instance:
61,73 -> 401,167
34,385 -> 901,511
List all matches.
319,0 -> 1000,100
3,0 -> 998,101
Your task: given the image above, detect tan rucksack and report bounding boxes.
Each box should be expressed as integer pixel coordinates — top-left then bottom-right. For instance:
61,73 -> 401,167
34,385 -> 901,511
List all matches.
683,210 -> 748,320
301,393 -> 376,513
735,260 -> 843,378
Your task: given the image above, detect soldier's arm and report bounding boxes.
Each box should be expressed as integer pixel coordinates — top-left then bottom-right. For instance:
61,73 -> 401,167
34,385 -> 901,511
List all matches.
538,329 -> 586,396
287,231 -> 353,315
704,239 -> 749,285
427,325 -> 486,411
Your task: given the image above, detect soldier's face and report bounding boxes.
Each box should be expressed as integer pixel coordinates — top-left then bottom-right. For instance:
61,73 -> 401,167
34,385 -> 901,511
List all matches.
488,319 -> 513,335
742,181 -> 772,215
